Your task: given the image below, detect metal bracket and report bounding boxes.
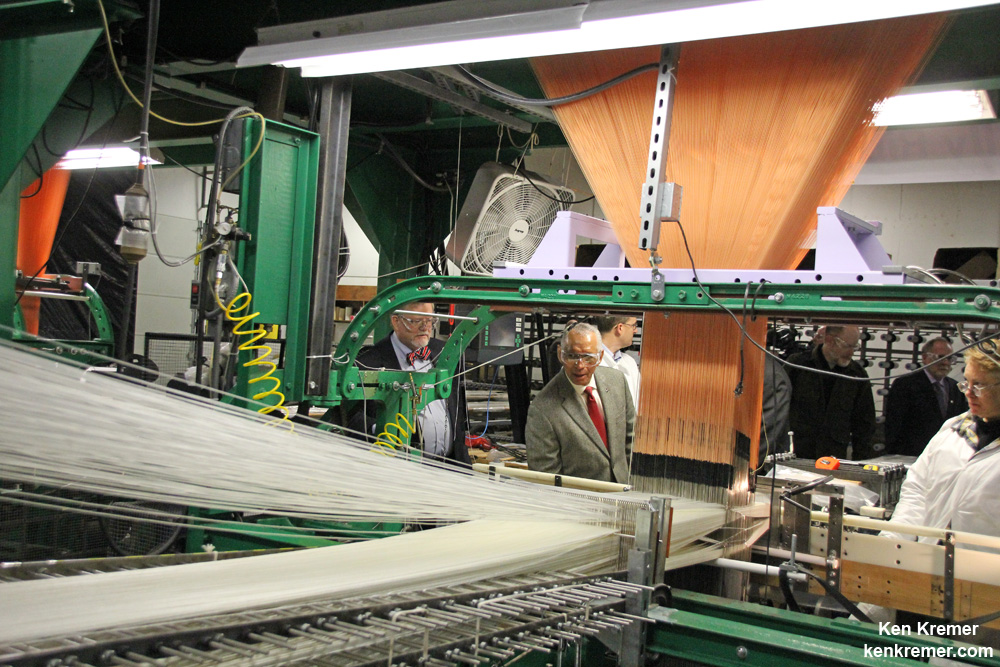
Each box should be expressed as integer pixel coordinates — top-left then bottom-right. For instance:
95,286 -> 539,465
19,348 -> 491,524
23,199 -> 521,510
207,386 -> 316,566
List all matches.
943,531 -> 956,622
638,44 -> 681,255
650,270 -> 665,302
825,495 -> 843,593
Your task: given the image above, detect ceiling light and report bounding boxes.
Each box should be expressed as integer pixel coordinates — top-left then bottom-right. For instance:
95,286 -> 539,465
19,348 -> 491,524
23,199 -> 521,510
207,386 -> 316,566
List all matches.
57,147 -> 162,170
873,90 -> 997,126
240,0 -> 587,76
238,0 -> 1000,78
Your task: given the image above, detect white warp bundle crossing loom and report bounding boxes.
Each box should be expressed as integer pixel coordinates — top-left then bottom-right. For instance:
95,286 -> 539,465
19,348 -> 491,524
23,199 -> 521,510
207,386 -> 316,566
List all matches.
0,340 -> 759,647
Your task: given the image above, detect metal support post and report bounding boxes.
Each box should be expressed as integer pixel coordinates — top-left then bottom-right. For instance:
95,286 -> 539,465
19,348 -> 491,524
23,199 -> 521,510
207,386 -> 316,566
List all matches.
306,76 -> 352,397
825,494 -> 844,593
943,531 -> 956,622
638,44 -> 681,261
622,500 -> 665,667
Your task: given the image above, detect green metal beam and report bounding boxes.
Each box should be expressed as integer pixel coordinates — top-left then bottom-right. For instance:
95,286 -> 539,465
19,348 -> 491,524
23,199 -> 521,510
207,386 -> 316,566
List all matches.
646,604 -> 984,667
0,24 -> 102,193
344,150 -> 429,339
0,171 -> 20,335
666,589 -> 999,667
315,275 -> 1000,443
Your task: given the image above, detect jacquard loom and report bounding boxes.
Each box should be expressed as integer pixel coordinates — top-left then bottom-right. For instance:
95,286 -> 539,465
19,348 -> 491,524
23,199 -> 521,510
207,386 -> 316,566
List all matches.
5,3 -> 1000,666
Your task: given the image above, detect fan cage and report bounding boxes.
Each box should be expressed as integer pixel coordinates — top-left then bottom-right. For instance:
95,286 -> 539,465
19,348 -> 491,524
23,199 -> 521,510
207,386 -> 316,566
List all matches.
460,174 -> 574,276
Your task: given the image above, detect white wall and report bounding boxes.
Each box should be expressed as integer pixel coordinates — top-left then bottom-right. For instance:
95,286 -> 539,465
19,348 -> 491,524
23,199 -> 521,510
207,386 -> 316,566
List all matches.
340,207 -> 378,287
134,167 -> 379,353
839,181 -> 1000,270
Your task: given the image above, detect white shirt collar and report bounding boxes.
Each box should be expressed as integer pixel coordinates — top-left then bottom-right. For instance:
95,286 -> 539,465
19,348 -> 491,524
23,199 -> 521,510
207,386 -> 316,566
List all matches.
566,370 -> 597,395
923,369 -> 945,385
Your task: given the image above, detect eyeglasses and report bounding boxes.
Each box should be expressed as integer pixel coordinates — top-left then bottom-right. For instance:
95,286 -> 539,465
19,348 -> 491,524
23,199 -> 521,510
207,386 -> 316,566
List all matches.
396,315 -> 436,331
562,352 -> 601,367
622,320 -> 640,331
830,336 -> 861,351
958,380 -> 1000,397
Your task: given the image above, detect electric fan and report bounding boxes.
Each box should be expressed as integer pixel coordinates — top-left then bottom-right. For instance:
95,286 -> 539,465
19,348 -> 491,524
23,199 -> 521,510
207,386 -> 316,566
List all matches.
445,162 -> 574,275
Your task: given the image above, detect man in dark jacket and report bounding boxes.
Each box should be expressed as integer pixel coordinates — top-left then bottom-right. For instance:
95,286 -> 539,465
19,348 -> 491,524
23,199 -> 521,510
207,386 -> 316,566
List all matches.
884,337 -> 967,457
786,325 -> 876,461
346,302 -> 471,465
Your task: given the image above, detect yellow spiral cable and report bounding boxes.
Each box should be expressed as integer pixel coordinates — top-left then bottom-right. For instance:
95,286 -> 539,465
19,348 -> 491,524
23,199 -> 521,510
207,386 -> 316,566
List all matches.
373,413 -> 417,455
220,292 -> 291,426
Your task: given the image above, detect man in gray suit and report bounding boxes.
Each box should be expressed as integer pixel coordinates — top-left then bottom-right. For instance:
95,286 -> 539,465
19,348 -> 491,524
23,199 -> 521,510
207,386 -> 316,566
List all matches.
526,323 -> 635,483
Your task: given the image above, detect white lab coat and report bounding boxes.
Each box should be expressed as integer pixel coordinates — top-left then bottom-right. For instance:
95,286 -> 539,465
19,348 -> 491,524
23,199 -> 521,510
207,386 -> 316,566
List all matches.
600,347 -> 640,409
884,413 -> 1000,552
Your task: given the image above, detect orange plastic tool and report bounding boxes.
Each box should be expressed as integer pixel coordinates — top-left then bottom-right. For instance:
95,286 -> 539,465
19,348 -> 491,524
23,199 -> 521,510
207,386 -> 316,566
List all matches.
815,456 -> 841,470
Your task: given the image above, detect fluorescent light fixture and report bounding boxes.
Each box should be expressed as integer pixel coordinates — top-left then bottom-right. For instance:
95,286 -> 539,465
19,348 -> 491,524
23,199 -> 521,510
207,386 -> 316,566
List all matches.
238,0 -> 1000,78
57,147 -> 161,170
240,0 -> 588,77
873,90 -> 997,126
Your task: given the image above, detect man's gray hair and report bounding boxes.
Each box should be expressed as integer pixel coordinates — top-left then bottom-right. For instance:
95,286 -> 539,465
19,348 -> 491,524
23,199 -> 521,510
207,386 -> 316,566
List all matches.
560,322 -> 601,351
921,337 -> 952,355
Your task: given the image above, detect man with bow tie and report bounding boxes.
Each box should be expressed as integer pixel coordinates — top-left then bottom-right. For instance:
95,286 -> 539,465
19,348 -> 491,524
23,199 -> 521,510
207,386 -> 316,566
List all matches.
347,302 -> 471,465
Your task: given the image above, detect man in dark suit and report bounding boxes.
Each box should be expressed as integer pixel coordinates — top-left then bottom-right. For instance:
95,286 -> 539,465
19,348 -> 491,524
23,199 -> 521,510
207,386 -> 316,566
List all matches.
786,325 -> 876,461
884,337 -> 968,457
347,302 -> 470,465
526,323 -> 634,483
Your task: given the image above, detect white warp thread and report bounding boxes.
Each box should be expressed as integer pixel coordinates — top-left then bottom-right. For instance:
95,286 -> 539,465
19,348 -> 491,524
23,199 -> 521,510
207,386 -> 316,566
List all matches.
0,342 -> 611,525
0,519 -> 616,644
0,342 -> 746,644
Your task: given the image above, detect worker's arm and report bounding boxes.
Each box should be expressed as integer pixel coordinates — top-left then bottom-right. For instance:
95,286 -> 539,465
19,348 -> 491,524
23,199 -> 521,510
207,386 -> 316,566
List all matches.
525,405 -> 562,474
881,446 -> 931,541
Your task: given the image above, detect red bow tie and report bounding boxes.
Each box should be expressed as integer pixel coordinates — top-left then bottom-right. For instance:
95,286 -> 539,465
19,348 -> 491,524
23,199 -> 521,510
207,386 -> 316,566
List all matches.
407,346 -> 431,365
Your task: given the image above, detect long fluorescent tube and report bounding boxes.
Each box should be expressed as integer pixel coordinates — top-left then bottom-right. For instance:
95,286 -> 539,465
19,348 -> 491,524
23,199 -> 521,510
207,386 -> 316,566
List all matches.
238,0 -> 1000,78
873,90 -> 997,126
240,0 -> 587,76
57,147 -> 161,170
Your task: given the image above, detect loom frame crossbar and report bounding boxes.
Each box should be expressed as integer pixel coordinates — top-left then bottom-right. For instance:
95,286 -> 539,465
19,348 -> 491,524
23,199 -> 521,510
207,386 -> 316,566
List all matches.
313,274 -> 1000,444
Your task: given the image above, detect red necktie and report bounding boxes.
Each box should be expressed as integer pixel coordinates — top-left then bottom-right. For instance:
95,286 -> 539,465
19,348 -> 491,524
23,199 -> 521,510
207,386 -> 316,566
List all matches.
584,387 -> 608,449
407,346 -> 430,365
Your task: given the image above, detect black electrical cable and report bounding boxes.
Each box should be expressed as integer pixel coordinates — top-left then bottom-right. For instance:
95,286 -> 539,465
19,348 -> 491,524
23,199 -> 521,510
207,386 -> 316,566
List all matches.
161,153 -> 214,181
374,134 -> 450,193
454,62 -> 659,108
346,148 -> 380,173
156,44 -> 235,67
41,77 -> 96,158
778,566 -> 874,624
19,145 -> 45,199
669,215 -> 1000,385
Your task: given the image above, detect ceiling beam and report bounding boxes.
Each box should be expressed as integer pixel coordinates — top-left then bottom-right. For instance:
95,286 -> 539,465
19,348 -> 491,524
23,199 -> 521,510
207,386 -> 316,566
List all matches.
373,70 -> 533,134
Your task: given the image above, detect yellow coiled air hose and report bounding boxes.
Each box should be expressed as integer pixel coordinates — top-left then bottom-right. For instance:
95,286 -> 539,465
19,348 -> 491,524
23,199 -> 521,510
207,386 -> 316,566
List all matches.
222,292 -> 291,425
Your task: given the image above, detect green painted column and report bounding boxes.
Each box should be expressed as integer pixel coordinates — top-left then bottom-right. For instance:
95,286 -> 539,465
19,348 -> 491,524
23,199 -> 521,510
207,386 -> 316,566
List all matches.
0,13 -> 104,335
0,167 -> 21,335
0,26 -> 102,193
345,151 -> 428,340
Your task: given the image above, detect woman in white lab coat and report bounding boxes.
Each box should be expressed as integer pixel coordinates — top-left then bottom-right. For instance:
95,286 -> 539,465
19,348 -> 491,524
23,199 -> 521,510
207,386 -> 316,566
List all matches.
885,343 -> 1000,552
